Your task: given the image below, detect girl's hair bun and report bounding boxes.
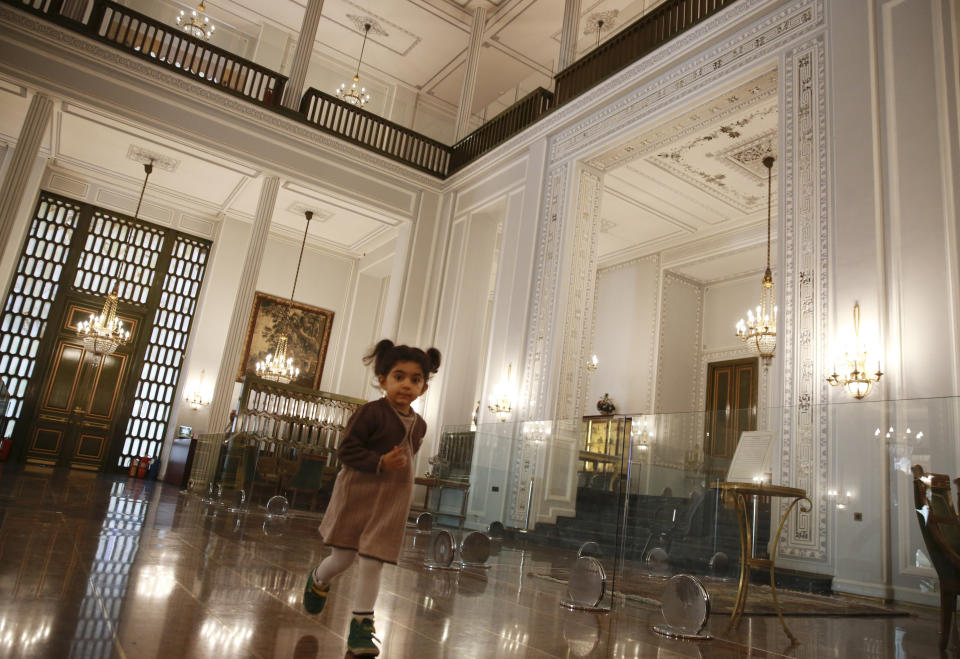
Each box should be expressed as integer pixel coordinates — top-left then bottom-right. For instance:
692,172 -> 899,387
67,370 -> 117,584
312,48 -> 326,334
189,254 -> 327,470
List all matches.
426,347 -> 441,373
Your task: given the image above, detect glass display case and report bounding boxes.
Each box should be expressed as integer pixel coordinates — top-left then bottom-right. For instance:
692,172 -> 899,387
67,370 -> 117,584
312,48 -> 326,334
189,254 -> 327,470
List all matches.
578,414 -> 630,491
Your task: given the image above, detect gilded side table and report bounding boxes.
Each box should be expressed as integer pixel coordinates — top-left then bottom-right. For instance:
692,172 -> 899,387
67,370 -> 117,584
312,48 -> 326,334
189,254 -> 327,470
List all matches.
719,482 -> 811,643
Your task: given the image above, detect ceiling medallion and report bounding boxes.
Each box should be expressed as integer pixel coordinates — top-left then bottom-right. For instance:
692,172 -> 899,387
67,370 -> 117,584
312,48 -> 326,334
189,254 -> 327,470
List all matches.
176,2 -> 215,41
337,23 -> 372,107
735,156 -> 777,359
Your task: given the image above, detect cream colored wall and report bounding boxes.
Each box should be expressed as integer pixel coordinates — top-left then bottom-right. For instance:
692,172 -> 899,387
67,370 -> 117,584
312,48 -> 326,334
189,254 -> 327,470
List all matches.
586,256 -> 659,415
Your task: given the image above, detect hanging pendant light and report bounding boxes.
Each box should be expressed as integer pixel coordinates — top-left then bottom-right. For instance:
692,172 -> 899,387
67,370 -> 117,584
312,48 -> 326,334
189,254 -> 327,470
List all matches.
256,212 -> 313,384
735,156 -> 777,359
77,162 -> 153,356
176,1 -> 215,40
337,23 -> 372,107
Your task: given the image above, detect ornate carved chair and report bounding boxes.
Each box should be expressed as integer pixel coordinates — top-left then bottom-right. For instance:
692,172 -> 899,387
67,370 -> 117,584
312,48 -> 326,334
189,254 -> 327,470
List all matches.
911,464 -> 960,651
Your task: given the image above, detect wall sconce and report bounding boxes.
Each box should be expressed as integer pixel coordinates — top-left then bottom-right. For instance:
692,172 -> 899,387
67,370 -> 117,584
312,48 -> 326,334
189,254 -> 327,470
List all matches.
826,488 -> 854,510
488,364 -> 513,422
826,303 -> 883,399
184,369 -> 211,410
631,417 -> 654,452
586,354 -> 599,371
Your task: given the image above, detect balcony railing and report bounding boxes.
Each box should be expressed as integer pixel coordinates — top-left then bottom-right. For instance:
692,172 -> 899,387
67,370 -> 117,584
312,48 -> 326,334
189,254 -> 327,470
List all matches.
554,0 -> 738,106
300,88 -> 451,177
3,0 -> 742,178
450,87 -> 554,172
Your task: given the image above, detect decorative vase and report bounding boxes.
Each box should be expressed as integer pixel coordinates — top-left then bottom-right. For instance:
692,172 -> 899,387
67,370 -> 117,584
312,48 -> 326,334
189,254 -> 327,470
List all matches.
597,393 -> 615,414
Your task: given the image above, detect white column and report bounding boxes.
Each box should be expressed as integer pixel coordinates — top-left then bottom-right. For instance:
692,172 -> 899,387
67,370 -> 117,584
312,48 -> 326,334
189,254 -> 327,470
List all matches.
0,93 -> 52,262
558,0 -> 582,71
453,7 -> 486,142
281,0 -> 324,110
207,176 -> 280,431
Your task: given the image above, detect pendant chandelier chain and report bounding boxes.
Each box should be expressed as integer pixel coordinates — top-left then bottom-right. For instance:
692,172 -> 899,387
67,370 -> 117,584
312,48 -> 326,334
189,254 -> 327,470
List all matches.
290,211 -> 312,303
765,155 -> 772,273
355,24 -> 371,81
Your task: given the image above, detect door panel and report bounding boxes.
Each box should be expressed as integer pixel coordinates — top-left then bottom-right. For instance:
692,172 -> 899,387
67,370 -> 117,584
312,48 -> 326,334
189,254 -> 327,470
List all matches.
704,358 -> 758,476
25,297 -> 140,470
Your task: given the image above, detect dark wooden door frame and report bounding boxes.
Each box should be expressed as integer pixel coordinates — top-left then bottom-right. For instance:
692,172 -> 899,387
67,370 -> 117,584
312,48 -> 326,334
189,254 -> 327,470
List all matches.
703,357 -> 759,461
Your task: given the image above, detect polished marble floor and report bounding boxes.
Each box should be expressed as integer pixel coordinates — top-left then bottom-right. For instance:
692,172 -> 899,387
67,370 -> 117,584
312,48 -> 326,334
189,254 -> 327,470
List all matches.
0,466 -> 950,658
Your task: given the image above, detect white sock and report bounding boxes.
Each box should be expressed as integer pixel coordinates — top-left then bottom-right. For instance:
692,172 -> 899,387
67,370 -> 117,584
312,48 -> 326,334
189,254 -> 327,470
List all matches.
354,557 -> 383,612
313,547 -> 356,584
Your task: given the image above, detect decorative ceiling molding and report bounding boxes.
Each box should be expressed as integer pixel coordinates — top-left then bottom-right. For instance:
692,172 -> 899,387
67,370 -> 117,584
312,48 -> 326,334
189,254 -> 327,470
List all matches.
287,202 -> 333,220
587,69 -> 778,171
126,145 -> 180,173
346,14 -> 390,37
583,10 -> 619,36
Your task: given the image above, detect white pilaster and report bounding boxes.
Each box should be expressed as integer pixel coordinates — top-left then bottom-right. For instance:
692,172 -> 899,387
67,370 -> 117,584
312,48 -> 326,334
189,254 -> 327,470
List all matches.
0,93 -> 52,263
207,176 -> 280,431
454,7 -> 487,142
281,0 -> 324,110
558,0 -> 582,71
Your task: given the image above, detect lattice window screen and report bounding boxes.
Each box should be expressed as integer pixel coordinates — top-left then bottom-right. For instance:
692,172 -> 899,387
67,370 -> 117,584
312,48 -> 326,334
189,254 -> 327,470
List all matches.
120,235 -> 209,468
73,211 -> 165,305
0,196 -> 79,438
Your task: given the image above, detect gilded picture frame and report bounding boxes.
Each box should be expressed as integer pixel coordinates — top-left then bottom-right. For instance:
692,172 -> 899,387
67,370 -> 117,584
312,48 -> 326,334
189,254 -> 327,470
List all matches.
237,292 -> 334,390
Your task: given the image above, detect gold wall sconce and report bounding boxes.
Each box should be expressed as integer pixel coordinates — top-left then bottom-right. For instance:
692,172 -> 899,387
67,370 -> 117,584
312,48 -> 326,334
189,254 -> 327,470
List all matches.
826,303 -> 883,399
586,354 -> 599,371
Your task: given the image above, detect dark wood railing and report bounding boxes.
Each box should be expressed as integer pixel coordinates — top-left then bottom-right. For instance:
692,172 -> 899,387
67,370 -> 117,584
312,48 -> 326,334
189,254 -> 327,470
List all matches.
555,0 -> 738,106
450,87 -> 554,172
300,88 -> 451,177
88,0 -> 286,106
4,0 -> 742,178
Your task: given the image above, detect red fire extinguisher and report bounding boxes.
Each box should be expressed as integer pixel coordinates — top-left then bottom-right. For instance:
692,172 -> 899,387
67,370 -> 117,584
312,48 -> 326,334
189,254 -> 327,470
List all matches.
0,437 -> 12,462
137,456 -> 150,478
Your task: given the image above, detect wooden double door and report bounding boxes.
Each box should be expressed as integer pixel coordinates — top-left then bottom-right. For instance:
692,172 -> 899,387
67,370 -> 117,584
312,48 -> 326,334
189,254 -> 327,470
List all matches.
704,357 -> 758,474
24,296 -> 141,471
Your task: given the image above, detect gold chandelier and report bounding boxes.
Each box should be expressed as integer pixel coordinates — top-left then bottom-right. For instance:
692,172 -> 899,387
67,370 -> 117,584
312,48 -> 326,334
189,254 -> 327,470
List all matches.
77,161 -> 154,355
176,2 -> 215,40
735,156 -> 777,359
487,364 -> 513,422
827,303 -> 883,399
78,286 -> 130,355
337,23 -> 372,107
256,211 -> 312,384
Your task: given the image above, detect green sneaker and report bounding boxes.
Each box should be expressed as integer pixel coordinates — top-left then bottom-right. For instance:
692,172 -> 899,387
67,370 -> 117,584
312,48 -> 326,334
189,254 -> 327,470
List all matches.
347,616 -> 380,656
302,572 -> 329,615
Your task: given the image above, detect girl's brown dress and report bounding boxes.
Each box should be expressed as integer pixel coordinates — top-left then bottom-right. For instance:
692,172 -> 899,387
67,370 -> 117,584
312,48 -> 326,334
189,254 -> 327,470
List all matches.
319,399 -> 422,564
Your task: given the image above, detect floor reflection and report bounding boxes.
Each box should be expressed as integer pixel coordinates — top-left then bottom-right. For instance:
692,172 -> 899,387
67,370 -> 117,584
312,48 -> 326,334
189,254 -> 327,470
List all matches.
0,468 -> 949,658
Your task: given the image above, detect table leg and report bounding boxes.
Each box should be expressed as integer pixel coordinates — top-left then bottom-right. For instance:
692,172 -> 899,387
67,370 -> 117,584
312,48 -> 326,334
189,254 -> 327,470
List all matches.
768,495 -> 811,644
459,487 -> 469,533
727,493 -> 751,633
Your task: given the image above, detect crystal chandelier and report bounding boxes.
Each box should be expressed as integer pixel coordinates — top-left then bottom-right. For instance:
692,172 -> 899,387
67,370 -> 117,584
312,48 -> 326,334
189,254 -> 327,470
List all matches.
826,303 -> 883,399
337,23 -> 372,107
77,161 -> 153,355
184,369 -> 211,409
487,364 -> 513,422
256,211 -> 313,384
735,156 -> 777,359
78,286 -> 130,355
176,2 -> 215,40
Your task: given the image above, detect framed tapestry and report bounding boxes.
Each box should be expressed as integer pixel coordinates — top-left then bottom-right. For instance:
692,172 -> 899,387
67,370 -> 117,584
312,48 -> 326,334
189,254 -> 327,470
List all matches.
238,292 -> 334,389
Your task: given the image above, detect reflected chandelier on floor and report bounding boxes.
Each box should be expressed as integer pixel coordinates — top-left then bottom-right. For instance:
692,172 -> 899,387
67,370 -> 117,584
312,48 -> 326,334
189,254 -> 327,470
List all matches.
256,211 -> 313,383
735,155 -> 777,359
